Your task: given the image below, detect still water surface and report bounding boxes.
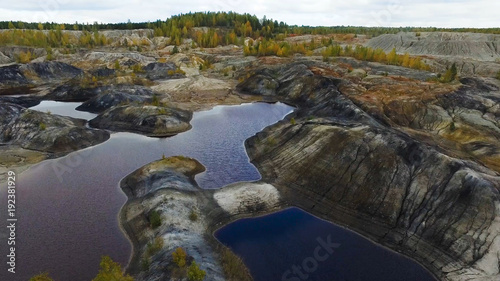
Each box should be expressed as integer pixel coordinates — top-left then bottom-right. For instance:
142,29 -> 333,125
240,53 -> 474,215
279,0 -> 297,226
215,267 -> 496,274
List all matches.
215,207 -> 437,281
0,102 -> 293,281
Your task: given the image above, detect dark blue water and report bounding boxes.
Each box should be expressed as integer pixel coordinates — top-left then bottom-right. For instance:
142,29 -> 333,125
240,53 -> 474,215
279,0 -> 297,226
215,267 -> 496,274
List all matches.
0,102 -> 293,281
215,207 -> 437,281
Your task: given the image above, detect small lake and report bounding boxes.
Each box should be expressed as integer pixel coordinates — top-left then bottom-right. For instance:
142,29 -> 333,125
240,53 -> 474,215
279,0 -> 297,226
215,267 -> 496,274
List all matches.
215,207 -> 437,281
0,101 -> 294,281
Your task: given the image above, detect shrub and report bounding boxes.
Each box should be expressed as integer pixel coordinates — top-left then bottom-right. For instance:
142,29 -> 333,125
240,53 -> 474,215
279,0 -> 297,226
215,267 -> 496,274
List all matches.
132,64 -> 144,73
187,261 -> 206,281
149,210 -> 162,229
39,122 -> 47,131
16,51 -> 33,63
189,210 -> 198,221
29,273 -> 54,281
46,47 -> 54,61
172,247 -> 187,268
290,118 -> 296,125
151,95 -> 160,106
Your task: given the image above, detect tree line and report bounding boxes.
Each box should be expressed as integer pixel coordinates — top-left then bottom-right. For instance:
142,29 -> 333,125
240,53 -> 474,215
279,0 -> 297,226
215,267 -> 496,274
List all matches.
2,11 -> 500,36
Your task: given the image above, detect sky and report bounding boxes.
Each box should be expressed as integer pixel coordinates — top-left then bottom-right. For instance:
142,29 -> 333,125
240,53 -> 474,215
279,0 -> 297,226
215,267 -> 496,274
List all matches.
0,0 -> 498,28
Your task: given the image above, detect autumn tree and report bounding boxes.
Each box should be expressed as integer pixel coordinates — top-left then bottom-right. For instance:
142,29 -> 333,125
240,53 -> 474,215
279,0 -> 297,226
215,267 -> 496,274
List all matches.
187,261 -> 206,281
386,47 -> 399,65
172,247 -> 187,267
441,63 -> 458,82
92,256 -> 134,281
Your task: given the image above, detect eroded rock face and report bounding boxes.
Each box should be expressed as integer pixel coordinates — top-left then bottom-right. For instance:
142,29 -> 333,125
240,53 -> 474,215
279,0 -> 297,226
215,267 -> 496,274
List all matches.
89,104 -> 192,137
240,62 -> 500,281
366,32 -> 500,61
0,102 -> 109,153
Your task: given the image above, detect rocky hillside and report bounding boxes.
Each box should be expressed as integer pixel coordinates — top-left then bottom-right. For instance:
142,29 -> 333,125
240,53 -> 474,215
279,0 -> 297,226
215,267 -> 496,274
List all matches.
366,32 -> 500,61
240,61 -> 500,281
366,32 -> 500,77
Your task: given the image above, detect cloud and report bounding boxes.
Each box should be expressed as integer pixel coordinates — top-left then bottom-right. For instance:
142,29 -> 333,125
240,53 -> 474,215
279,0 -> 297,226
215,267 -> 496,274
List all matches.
0,0 -> 497,28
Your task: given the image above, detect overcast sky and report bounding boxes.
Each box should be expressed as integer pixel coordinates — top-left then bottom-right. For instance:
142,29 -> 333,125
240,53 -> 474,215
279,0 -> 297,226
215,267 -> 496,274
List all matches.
0,0 -> 498,28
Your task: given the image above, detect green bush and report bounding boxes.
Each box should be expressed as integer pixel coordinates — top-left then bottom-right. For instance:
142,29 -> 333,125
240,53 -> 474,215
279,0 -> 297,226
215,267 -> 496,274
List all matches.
149,210 -> 162,229
39,122 -> 47,131
188,261 -> 206,281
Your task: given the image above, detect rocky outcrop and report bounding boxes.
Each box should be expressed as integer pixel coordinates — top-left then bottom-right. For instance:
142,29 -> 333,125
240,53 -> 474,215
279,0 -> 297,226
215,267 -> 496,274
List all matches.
0,96 -> 40,107
0,64 -> 29,89
238,62 -> 500,281
84,51 -> 155,65
75,85 -> 154,113
90,67 -> 116,78
44,83 -> 111,102
20,61 -> 83,80
0,62 -> 83,94
0,102 -> 109,153
143,62 -> 185,80
89,104 -> 192,137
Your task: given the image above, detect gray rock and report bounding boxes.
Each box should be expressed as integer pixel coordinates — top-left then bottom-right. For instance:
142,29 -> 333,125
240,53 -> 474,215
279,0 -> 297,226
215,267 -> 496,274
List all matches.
143,62 -> 185,80
76,85 -> 154,113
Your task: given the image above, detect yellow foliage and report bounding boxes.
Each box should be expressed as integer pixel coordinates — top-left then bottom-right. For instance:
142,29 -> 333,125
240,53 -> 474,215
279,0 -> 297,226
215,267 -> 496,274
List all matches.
92,256 -> 134,281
